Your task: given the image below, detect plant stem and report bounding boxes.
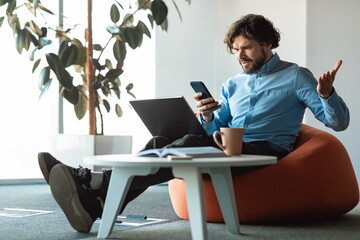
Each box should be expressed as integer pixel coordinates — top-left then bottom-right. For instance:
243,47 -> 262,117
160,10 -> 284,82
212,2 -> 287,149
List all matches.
96,101 -> 104,135
86,0 -> 97,135
97,36 -> 112,62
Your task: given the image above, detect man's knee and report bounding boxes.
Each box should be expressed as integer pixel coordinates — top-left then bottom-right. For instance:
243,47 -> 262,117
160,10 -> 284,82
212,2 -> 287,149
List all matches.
144,136 -> 173,149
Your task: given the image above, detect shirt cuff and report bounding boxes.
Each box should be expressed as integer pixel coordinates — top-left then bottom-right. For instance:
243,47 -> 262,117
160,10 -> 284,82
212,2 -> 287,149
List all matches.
319,88 -> 339,106
199,113 -> 208,124
199,113 -> 217,134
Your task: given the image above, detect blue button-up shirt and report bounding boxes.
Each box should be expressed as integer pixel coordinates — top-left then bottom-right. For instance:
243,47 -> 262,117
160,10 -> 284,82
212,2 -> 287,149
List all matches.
201,52 -> 350,152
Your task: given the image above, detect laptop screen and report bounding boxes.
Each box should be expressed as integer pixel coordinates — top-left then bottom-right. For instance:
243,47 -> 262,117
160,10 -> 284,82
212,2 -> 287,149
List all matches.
129,96 -> 209,141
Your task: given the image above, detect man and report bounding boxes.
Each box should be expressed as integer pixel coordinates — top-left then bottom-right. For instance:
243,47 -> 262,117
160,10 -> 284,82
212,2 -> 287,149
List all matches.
195,14 -> 348,157
38,14 -> 349,233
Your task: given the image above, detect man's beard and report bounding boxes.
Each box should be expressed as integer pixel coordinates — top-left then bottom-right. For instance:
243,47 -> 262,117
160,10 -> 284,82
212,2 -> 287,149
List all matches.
240,48 -> 267,74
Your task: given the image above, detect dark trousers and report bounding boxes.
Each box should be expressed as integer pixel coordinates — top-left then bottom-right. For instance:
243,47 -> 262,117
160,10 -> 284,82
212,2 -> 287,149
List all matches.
101,134 -> 289,213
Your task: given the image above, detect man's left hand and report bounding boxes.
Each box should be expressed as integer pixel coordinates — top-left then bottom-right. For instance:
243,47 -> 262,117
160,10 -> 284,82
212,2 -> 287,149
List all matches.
317,60 -> 342,99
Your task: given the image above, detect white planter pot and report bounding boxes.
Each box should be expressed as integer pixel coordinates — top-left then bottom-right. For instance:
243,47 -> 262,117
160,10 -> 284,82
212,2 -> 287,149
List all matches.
50,134 -> 132,169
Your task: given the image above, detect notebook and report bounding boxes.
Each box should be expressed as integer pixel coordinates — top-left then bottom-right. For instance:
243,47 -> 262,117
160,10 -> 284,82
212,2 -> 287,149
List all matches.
137,146 -> 226,158
129,96 -> 209,141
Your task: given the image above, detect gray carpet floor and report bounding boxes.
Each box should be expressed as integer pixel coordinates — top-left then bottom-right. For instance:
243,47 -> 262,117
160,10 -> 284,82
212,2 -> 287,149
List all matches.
0,184 -> 359,240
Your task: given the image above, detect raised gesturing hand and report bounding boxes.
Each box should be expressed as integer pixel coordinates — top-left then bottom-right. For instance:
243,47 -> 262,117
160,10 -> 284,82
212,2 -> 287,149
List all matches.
317,60 -> 342,99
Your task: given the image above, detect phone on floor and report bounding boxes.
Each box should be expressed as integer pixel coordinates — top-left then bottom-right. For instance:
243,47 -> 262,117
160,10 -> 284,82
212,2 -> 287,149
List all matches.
190,81 -> 213,100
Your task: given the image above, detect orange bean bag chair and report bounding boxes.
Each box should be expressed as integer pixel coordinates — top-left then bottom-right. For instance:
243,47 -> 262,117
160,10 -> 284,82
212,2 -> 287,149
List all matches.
168,124 -> 359,223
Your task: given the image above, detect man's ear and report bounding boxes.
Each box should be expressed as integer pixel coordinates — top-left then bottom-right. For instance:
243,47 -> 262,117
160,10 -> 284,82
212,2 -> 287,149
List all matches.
266,42 -> 273,50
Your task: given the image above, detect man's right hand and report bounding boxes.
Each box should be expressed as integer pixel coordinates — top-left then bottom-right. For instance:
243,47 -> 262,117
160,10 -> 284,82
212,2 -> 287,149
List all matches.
194,92 -> 221,122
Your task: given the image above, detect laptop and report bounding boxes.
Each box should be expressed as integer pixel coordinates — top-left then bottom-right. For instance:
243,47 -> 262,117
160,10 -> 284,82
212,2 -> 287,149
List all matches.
129,96 -> 209,140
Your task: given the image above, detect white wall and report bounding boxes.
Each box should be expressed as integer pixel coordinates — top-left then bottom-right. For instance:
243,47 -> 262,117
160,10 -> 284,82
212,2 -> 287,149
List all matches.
155,0 -> 216,109
305,0 -> 360,183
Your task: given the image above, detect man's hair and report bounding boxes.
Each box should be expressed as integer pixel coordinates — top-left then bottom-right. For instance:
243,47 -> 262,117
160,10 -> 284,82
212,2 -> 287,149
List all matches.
224,14 -> 281,54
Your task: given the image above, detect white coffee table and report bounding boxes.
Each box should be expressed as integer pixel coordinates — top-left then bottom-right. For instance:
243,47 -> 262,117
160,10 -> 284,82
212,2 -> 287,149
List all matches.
84,154 -> 277,240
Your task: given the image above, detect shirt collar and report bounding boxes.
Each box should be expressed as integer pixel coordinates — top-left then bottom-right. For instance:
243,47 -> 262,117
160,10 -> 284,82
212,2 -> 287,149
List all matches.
258,51 -> 279,75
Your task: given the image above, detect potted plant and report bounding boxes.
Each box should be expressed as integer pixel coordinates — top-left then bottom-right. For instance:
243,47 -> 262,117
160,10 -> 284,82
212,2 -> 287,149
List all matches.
0,0 -> 190,135
0,0 -> 190,167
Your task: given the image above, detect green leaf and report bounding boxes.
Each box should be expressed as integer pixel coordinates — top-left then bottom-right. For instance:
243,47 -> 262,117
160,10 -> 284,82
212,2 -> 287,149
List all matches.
105,68 -> 123,79
6,0 -> 16,14
106,26 -> 121,35
160,18 -> 168,32
123,27 -> 141,49
114,77 -> 121,86
0,1 -> 7,7
125,83 -> 133,91
34,0 -> 39,15
38,78 -> 52,100
0,17 -> 4,27
110,4 -> 120,23
61,45 -> 78,68
136,20 -> 151,38
115,104 -> 123,117
93,79 -> 102,90
72,38 -> 84,47
93,44 -> 102,51
114,0 -> 124,10
59,70 -> 74,90
74,46 -> 86,66
127,91 -> 136,99
40,36 -> 52,47
113,40 -> 126,63
122,13 -> 134,26
105,59 -> 113,70
9,15 -> 21,35
172,0 -> 182,22
37,3 -> 55,15
101,85 -> 110,96
103,99 -> 111,113
112,83 -> 121,99
29,47 -> 38,61
58,41 -> 69,58
29,34 -> 39,47
138,0 -> 151,9
38,66 -> 51,90
151,0 -> 168,25
15,29 -> 25,54
62,86 -> 79,105
24,26 -> 39,39
147,14 -> 154,29
32,59 -> 41,73
74,86 -> 87,120
46,53 -> 65,79
90,56 -> 103,71
24,29 -> 31,51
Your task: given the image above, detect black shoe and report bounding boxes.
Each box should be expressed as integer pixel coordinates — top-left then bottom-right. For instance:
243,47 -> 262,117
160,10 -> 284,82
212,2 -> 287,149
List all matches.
38,152 -> 62,184
49,164 -> 104,233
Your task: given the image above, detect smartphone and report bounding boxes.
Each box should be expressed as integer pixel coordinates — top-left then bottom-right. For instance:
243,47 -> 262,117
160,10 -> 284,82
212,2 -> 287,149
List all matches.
190,81 -> 213,100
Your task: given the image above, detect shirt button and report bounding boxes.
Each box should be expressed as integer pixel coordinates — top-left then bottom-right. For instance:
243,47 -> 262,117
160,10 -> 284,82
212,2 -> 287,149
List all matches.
244,125 -> 248,128
249,107 -> 254,111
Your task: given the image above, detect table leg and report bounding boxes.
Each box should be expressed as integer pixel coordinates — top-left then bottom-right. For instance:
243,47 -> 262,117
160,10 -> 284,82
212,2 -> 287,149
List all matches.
97,166 -> 159,239
172,166 -> 207,240
207,167 -> 240,234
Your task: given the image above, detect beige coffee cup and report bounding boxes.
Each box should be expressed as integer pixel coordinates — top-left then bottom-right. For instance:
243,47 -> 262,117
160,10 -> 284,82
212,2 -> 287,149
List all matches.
213,127 -> 244,156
